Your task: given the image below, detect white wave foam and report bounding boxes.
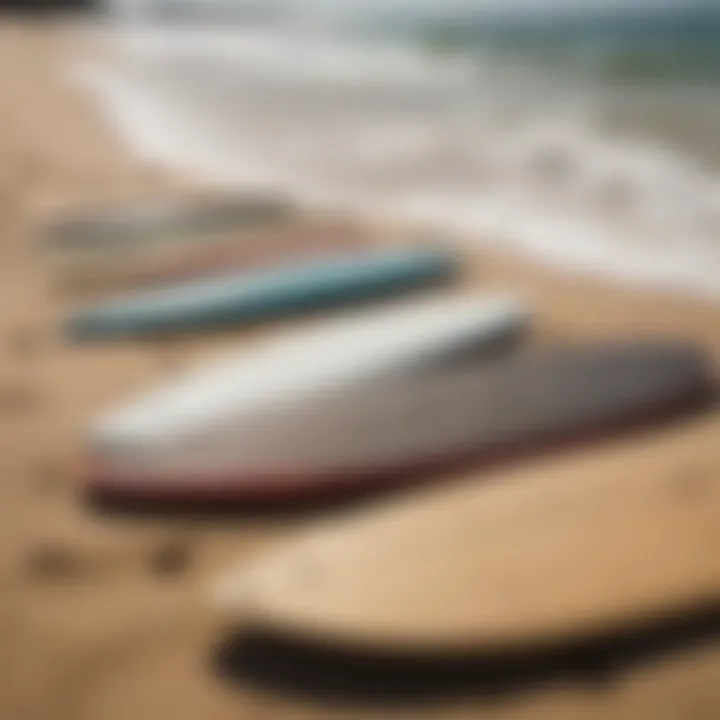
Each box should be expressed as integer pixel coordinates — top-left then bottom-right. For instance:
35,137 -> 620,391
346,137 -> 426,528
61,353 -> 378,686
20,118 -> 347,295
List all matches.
75,26 -> 720,301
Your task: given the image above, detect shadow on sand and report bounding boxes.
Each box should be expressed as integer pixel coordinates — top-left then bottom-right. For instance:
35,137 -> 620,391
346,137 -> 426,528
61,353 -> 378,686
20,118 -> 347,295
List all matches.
211,600 -> 720,708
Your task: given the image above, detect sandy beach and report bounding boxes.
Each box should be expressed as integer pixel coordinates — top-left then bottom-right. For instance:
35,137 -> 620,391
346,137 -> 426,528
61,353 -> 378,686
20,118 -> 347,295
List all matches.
2,20 -> 720,720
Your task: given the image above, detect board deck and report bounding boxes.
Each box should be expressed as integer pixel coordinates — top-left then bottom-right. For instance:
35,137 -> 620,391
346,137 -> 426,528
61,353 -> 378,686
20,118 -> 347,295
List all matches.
86,343 -> 715,506
214,415 -> 720,655
65,246 -> 458,341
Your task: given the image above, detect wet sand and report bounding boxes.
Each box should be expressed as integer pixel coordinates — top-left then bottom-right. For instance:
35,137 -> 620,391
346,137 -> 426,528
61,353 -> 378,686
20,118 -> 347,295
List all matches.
1,21 -> 720,720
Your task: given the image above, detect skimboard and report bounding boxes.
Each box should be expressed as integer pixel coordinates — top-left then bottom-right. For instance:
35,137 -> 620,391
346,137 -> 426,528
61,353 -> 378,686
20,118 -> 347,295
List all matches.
86,343 -> 714,505
65,246 -> 457,341
42,193 -> 295,253
86,293 -> 527,440
213,416 -> 720,655
50,216 -> 369,297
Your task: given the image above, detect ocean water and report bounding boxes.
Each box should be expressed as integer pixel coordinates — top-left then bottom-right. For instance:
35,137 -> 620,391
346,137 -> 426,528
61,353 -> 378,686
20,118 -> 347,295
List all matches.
78,0 -> 720,300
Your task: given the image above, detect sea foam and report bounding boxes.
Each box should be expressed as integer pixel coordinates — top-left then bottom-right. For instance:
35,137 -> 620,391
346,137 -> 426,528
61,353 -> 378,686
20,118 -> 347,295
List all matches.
75,22 -> 720,301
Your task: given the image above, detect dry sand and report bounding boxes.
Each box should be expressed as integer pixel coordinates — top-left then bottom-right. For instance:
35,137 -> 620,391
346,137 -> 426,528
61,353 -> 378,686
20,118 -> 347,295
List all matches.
1,20 -> 719,720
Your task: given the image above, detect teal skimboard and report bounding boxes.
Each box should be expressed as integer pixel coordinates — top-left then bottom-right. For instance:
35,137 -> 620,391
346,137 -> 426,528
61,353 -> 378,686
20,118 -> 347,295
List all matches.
66,246 -> 458,341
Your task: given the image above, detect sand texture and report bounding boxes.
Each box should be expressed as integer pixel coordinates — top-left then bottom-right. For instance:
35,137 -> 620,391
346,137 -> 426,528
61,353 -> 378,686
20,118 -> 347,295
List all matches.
1,21 -> 720,720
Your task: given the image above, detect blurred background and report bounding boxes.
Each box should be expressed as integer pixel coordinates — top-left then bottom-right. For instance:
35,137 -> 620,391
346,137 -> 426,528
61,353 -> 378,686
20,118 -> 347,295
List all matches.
2,1 -> 720,720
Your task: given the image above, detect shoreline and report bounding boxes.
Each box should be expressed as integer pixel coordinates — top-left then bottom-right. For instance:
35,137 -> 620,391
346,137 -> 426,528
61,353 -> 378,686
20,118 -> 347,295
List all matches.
71,21 -> 720,305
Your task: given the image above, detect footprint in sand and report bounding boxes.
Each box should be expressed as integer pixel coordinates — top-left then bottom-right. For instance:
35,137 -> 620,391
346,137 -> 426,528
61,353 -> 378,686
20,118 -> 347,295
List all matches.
146,538 -> 196,580
23,534 -> 197,585
23,542 -> 106,584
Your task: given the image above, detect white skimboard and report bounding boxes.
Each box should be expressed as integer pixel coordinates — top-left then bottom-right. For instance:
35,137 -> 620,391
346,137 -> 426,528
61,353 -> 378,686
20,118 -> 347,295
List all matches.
86,341 -> 712,506
86,294 -> 529,504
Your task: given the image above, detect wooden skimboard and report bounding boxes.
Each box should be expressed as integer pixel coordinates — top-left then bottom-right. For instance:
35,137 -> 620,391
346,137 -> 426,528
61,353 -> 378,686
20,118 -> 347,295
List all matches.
86,343 -> 714,505
42,193 -> 295,253
214,415 -> 720,655
66,246 -> 457,341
